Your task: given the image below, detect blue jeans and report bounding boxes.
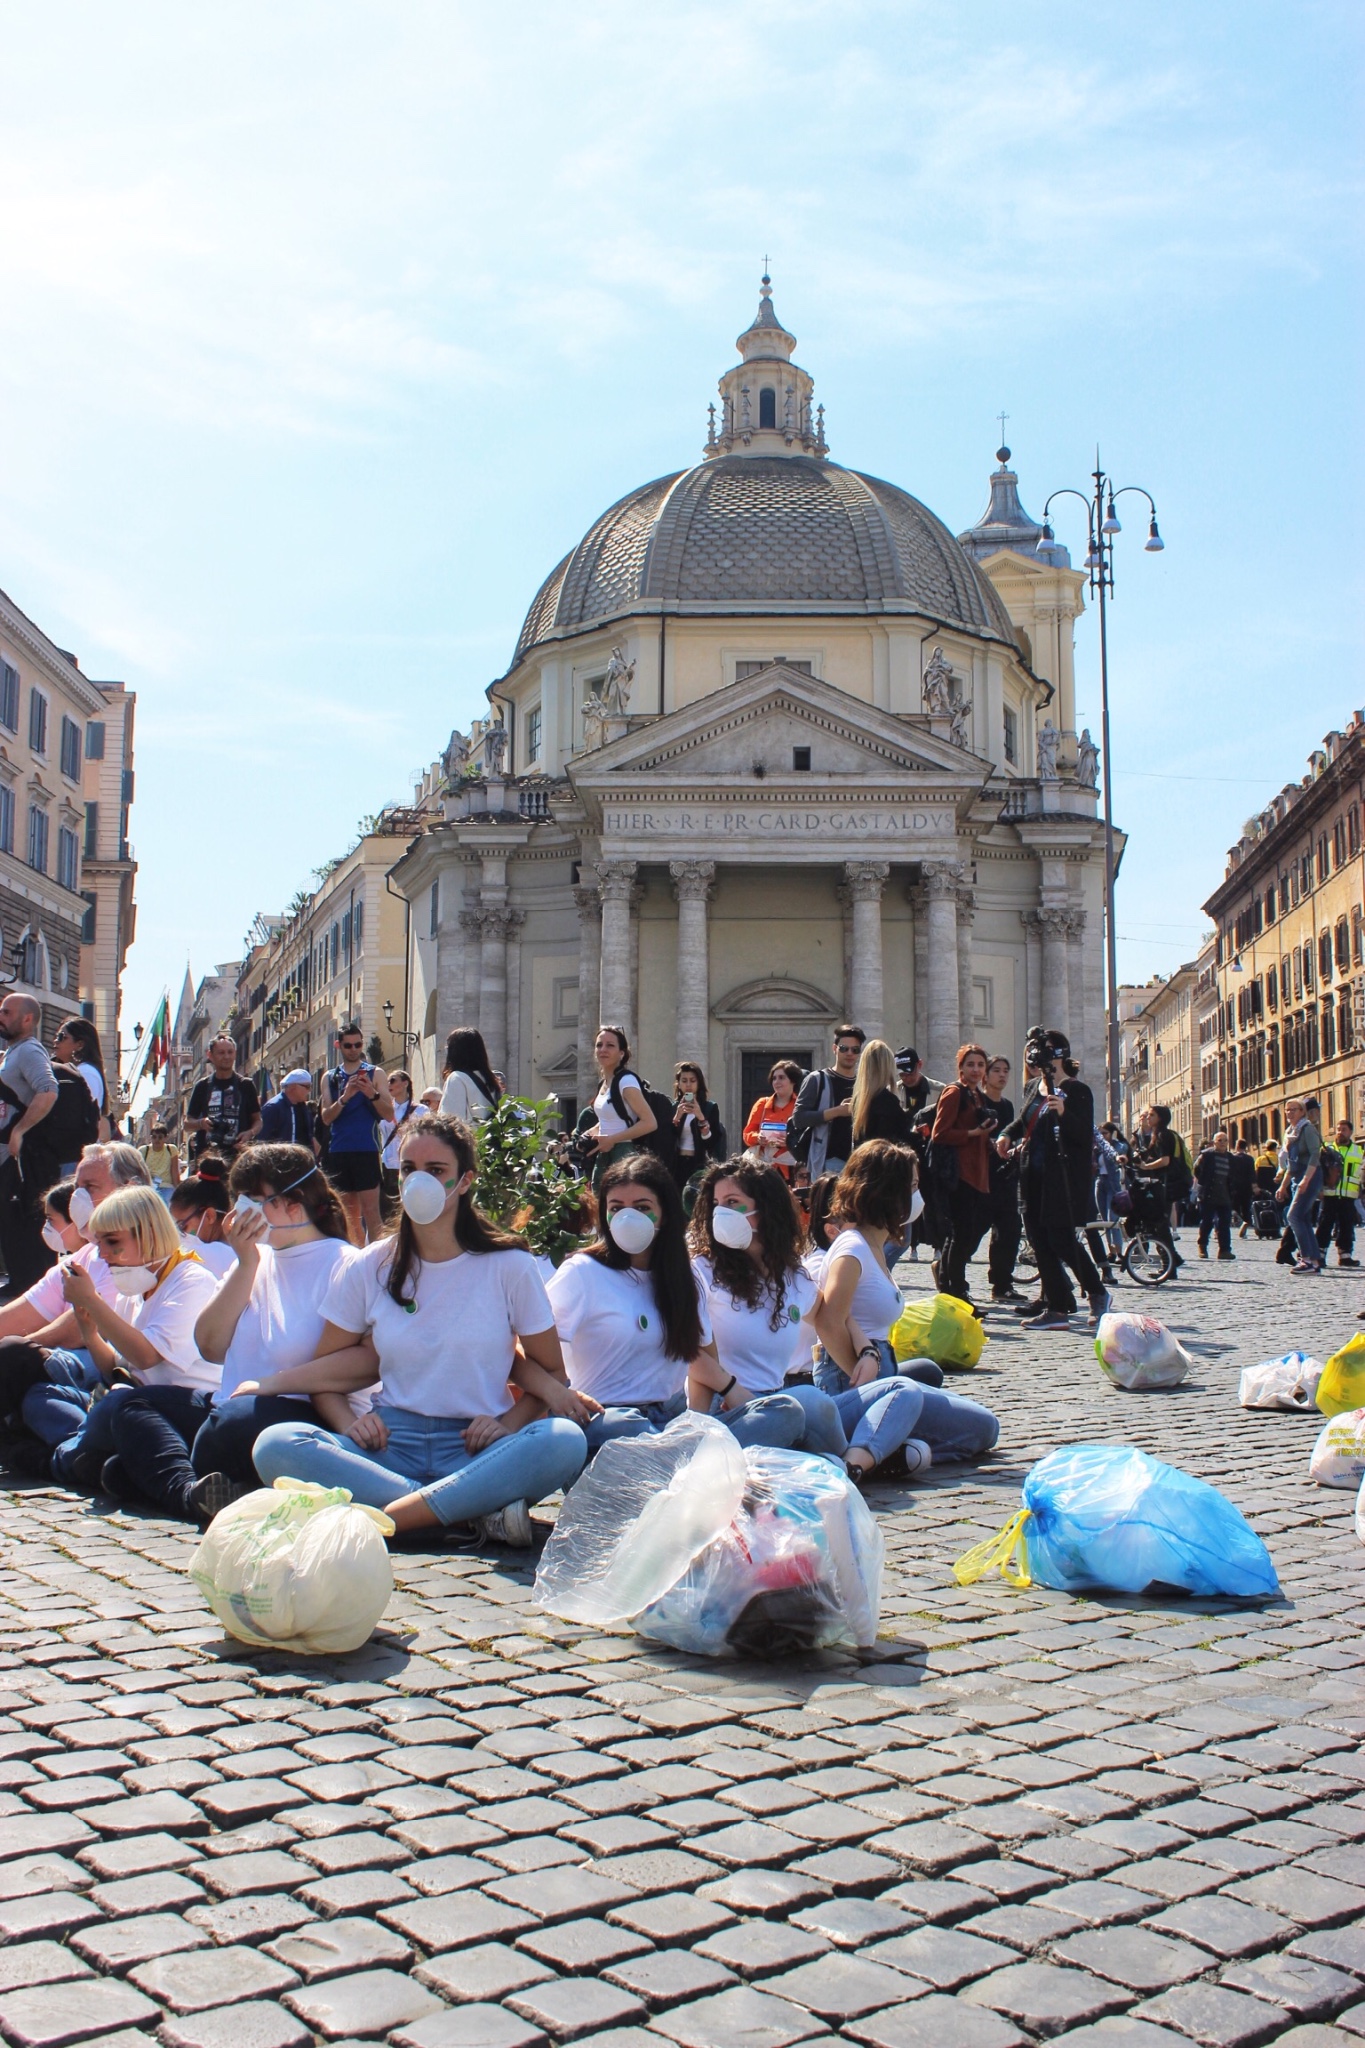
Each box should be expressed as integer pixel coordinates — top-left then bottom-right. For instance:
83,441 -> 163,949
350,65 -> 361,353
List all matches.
21,1347 -> 101,1446
51,1383 -> 139,1484
584,1386 -> 841,1459
813,1342 -> 997,1462
813,1338 -> 944,1394
192,1393 -> 316,1483
795,1379 -> 925,1468
1287,1169 -> 1322,1266
251,1407 -> 588,1526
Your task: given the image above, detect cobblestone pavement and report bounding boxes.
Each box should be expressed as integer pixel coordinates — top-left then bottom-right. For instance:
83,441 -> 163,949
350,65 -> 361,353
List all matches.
0,1236 -> 1362,2048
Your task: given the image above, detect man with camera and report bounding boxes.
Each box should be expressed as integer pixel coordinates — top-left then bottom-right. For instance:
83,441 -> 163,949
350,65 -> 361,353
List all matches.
185,1036 -> 262,1162
997,1027 -> 1111,1331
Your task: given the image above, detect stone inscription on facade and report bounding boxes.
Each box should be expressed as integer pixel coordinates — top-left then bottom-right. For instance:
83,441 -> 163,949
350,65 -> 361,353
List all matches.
601,801 -> 947,840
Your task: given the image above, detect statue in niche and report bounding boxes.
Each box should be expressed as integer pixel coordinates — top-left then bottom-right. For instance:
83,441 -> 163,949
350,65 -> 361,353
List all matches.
483,720 -> 508,776
922,647 -> 954,716
601,645 -> 636,717
949,695 -> 973,749
581,694 -> 609,752
1037,719 -> 1060,781
1076,728 -> 1100,788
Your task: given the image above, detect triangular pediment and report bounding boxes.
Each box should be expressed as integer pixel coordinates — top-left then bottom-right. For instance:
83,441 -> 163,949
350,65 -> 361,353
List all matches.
571,661 -> 985,786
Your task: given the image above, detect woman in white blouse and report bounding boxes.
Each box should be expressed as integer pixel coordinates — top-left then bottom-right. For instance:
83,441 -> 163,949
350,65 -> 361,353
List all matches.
580,1026 -> 657,1189
438,1030 -> 501,1127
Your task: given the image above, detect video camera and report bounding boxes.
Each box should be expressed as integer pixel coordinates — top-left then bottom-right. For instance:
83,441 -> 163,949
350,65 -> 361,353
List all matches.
1023,1026 -> 1071,1076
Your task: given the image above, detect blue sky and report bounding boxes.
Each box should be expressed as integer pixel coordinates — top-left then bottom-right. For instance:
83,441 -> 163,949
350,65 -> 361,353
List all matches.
0,1 -> 1359,1050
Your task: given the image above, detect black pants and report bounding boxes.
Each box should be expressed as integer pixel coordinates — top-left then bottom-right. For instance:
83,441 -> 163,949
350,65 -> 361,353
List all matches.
0,1339 -> 52,1433
108,1387 -> 214,1519
987,1185 -> 1022,1293
940,1184 -> 992,1299
1025,1183 -> 1104,1312
0,1155 -> 56,1297
1316,1195 -> 1357,1258
191,1394 -> 312,1483
1198,1203 -> 1233,1255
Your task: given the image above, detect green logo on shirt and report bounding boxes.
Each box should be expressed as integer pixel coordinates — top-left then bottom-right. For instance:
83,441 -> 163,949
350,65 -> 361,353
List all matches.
638,1313 -> 649,1331
788,1304 -> 801,1322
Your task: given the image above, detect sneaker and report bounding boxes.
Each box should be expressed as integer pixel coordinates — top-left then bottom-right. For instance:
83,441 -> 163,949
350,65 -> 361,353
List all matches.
901,1439 -> 933,1477
99,1455 -> 137,1503
1087,1288 -> 1114,1329
844,1460 -> 869,1489
991,1288 -> 1026,1304
479,1500 -> 533,1548
1197,1246 -> 1208,1259
1339,1256 -> 1360,1268
1013,1298 -> 1046,1316
186,1472 -> 242,1528
1217,1251 -> 1236,1261
1022,1310 -> 1071,1330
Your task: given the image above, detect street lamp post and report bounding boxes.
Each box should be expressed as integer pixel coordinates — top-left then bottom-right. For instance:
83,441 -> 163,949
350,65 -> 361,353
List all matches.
1039,455 -> 1164,1125
381,998 -> 421,1059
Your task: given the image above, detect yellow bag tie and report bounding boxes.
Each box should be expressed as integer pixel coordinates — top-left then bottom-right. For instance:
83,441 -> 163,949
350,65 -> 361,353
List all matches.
953,1506 -> 1033,1588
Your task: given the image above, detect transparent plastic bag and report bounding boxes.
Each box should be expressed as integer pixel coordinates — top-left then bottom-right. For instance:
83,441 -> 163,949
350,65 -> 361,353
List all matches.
1094,1312 -> 1191,1390
1239,1352 -> 1322,1410
190,1478 -> 396,1654
954,1442 -> 1279,1600
1309,1409 -> 1365,1488
533,1415 -> 884,1657
1317,1335 -> 1365,1418
891,1293 -> 986,1370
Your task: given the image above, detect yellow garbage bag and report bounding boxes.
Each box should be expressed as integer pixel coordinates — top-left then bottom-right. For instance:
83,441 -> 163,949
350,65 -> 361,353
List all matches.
891,1292 -> 987,1370
1316,1334 -> 1365,1418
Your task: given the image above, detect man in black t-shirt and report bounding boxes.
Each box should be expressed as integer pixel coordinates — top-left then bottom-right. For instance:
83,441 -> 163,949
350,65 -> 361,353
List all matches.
791,1025 -> 865,1178
185,1036 -> 262,1159
983,1054 -> 1022,1299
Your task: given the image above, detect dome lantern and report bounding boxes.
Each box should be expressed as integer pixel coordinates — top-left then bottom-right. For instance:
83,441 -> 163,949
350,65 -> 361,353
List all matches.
705,270 -> 827,461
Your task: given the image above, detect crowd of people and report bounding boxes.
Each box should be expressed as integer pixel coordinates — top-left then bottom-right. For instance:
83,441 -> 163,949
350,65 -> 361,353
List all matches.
0,1000 -> 1348,1552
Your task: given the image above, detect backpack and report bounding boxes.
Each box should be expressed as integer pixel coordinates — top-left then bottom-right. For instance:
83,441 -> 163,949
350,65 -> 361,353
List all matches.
1320,1144 -> 1343,1192
608,1073 -> 678,1172
0,1062 -> 99,1166
1167,1131 -> 1194,1200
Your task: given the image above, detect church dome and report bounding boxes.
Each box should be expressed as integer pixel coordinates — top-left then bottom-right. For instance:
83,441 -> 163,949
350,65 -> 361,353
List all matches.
511,277 -> 1019,668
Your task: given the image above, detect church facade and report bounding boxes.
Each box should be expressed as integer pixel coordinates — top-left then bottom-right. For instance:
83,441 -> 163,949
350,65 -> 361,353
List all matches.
393,280 -> 1109,1132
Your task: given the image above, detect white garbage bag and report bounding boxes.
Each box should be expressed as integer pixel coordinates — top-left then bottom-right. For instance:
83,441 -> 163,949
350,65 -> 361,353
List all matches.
1358,1472 -> 1365,1547
1309,1408 -> 1365,1488
1238,1352 -> 1323,1411
190,1479 -> 396,1654
534,1414 -> 884,1658
1094,1312 -> 1191,1390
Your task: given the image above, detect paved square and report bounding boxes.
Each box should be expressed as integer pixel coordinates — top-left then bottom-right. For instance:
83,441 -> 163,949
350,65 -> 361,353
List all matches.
0,1239 -> 1362,2046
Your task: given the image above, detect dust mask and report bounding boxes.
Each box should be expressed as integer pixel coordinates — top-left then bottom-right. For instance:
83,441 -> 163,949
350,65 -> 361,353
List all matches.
69,1186 -> 95,1233
607,1207 -> 657,1255
110,1261 -> 160,1297
711,1206 -> 755,1252
401,1171 -> 458,1226
41,1221 -> 67,1255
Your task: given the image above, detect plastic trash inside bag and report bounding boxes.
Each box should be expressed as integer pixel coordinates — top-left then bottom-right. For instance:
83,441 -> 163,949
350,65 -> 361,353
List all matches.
534,1414 -> 883,1657
953,1443 -> 1279,1600
1317,1334 -> 1365,1418
1094,1312 -> 1191,1391
891,1292 -> 986,1370
1309,1409 -> 1365,1488
190,1478 -> 396,1654
1239,1352 -> 1323,1411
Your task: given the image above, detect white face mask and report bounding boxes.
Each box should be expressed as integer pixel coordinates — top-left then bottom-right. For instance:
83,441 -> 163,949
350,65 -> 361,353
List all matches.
69,1186 -> 95,1233
909,1187 -> 925,1223
607,1206 -> 657,1255
711,1206 -> 755,1251
110,1261 -> 160,1297
41,1221 -> 67,1255
401,1170 -> 460,1226
233,1194 -> 264,1221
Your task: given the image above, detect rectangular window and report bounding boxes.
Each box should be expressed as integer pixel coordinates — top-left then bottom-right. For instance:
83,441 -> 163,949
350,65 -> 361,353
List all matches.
1318,834 -> 1331,883
525,705 -> 542,764
1323,998 -> 1337,1062
330,922 -> 340,976
1351,805 -> 1362,856
120,768 -> 134,805
80,891 -> 96,944
0,663 -> 17,734
56,827 -> 78,892
59,717 -> 81,782
1002,706 -> 1018,767
341,910 -> 351,964
83,802 -> 98,857
85,720 -> 105,761
792,746 -> 812,771
1303,941 -> 1315,992
28,691 -> 47,755
0,786 -> 12,855
429,881 -> 439,937
1265,887 -> 1276,924
1267,965 -> 1278,1009
1320,930 -> 1334,982
354,900 -> 363,950
26,807 -> 47,874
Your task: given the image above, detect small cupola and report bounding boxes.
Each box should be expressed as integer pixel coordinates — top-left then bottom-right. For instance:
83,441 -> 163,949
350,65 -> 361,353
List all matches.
704,271 -> 827,460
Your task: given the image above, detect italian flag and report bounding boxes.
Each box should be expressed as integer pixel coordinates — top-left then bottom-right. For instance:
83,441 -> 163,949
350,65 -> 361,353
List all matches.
146,995 -> 170,1079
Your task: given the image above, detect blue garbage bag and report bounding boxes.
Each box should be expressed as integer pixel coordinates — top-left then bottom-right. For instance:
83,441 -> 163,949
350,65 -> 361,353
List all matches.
954,1443 -> 1279,1599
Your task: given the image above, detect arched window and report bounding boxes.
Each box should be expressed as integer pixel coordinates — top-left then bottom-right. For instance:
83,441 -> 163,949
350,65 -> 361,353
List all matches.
758,387 -> 776,429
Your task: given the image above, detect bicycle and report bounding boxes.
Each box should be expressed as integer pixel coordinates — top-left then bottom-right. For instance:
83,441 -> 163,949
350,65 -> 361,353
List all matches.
1112,1177 -> 1175,1287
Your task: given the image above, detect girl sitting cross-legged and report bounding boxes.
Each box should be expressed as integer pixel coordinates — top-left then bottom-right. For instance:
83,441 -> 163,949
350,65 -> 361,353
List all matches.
249,1115 -> 587,1546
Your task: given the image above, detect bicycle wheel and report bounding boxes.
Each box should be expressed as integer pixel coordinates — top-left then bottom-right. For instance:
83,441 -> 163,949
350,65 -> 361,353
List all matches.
1124,1232 -> 1174,1286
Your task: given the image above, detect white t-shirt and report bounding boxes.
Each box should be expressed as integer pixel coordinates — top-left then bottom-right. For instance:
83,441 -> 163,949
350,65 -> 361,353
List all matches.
693,1256 -> 816,1395
183,1237 -> 236,1279
25,1242 -> 115,1322
325,1239 -> 553,1419
439,1072 -> 496,1126
380,1100 -> 428,1171
122,1256 -> 222,1391
216,1237 -> 355,1404
823,1228 -> 902,1342
593,1072 -> 644,1142
547,1253 -> 711,1406
71,1062 -> 105,1113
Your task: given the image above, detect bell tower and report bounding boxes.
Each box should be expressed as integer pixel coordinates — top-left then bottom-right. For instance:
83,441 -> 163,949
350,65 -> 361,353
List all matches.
704,272 -> 827,460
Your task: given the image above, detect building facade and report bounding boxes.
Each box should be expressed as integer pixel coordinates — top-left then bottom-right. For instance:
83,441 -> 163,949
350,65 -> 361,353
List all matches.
1125,965 -> 1200,1150
1204,715 -> 1365,1145
392,281 -> 1113,1136
0,586 -> 135,1057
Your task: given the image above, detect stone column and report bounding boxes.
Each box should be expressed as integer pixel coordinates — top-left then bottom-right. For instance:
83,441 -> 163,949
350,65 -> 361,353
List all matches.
459,908 -> 482,1034
1037,907 -> 1072,1034
907,884 -> 928,1056
670,860 -> 716,1068
921,860 -> 964,1080
956,886 -> 976,1043
573,884 -> 603,1102
596,859 -> 639,1046
844,862 -> 890,1041
435,870 -> 467,1043
1064,909 -> 1090,1069
477,908 -> 516,1074
504,910 -> 525,1094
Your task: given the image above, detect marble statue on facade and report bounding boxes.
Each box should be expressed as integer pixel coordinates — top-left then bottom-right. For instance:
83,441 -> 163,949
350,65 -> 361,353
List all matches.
922,646 -> 954,716
601,645 -> 636,717
1077,728 -> 1100,788
581,694 -> 609,752
442,728 -> 470,783
1037,719 -> 1060,781
483,719 -> 508,776
949,695 -> 973,750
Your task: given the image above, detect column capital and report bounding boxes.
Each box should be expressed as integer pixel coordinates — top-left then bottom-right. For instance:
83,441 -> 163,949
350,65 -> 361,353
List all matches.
474,906 -> 523,941
572,884 -> 603,922
842,859 -> 890,902
595,858 -> 639,903
458,909 -> 483,938
669,858 -> 717,903
920,859 -> 966,900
